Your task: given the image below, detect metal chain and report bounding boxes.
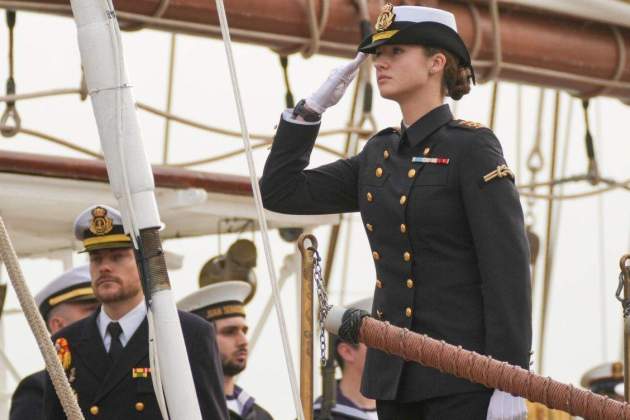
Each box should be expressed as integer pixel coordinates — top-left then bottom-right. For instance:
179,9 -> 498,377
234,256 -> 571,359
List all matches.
312,249 -> 332,366
616,255 -> 630,317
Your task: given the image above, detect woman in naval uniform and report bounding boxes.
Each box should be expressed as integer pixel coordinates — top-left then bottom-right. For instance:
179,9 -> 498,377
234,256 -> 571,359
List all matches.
260,4 -> 531,420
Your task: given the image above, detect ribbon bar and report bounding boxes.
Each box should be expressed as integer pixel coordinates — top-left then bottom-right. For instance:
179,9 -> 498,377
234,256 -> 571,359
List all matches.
412,157 -> 450,165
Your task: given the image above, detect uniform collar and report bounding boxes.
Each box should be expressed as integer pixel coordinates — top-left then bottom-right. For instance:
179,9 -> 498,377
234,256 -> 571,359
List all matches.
97,300 -> 147,348
397,104 -> 453,152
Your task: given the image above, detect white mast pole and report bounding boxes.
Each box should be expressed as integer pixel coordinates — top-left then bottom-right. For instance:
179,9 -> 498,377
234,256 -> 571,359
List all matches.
68,1 -> 202,419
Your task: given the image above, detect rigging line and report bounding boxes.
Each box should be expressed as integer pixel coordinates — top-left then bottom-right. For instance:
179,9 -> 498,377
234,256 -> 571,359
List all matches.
488,81 -> 499,130
484,0 -> 502,82
594,98 -> 608,361
516,86 -> 522,180
0,346 -> 21,382
0,87 -> 81,102
16,127 -> 103,159
162,33 -> 177,164
518,182 -> 629,200
212,1 -> 304,419
137,102 -> 373,141
537,91 -> 561,375
7,0 -> 630,94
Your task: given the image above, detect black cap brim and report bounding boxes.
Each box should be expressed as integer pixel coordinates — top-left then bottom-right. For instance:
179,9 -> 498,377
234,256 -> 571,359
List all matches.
358,21 -> 475,84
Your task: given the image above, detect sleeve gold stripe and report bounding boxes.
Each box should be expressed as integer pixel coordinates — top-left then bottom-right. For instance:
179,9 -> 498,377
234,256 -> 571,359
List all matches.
48,287 -> 95,307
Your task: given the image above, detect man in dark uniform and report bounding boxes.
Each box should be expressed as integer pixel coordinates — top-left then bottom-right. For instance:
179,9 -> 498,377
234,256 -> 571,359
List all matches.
178,280 -> 273,420
10,265 -> 98,420
260,5 -> 531,419
313,298 -> 377,420
42,204 -> 228,419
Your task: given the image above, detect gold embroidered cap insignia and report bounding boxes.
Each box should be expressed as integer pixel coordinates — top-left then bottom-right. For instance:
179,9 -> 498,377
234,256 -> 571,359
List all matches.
375,3 -> 395,32
89,206 -> 113,236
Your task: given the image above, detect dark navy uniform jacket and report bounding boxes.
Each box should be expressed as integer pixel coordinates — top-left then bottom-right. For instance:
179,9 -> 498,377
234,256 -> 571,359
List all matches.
43,309 -> 229,419
10,370 -> 46,420
260,104 -> 532,402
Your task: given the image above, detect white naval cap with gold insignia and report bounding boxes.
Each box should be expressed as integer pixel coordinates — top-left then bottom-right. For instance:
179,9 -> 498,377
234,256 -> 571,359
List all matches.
73,204 -> 132,252
177,280 -> 252,322
358,3 -> 475,83
35,265 -> 96,320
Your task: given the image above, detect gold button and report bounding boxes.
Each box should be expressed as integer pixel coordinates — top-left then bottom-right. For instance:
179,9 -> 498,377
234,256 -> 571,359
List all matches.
384,150 -> 390,159
400,195 -> 407,205
376,279 -> 383,288
423,147 -> 431,156
90,406 -> 99,416
135,402 -> 145,412
400,224 -> 407,234
403,251 -> 411,262
408,169 -> 417,178
366,192 -> 373,202
406,279 -> 414,288
372,251 -> 380,261
366,223 -> 373,232
375,167 -> 383,177
405,307 -> 413,317
376,309 -> 384,319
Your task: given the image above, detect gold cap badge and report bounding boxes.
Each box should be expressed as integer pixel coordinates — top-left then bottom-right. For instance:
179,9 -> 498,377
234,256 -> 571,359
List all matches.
375,3 -> 395,32
89,206 -> 113,236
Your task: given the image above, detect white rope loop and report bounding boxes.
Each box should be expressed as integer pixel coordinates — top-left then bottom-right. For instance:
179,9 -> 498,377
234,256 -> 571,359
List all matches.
213,1 -> 305,419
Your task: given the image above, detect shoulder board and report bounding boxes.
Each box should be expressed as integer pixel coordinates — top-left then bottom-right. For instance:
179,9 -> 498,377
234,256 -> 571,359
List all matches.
373,126 -> 400,137
449,119 -> 486,130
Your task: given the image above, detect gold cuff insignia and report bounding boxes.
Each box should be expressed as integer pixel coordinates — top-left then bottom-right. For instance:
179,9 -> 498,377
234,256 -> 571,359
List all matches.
483,164 -> 515,183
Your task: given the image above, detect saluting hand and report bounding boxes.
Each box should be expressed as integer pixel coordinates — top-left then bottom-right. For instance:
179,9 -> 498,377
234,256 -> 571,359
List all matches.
305,52 -> 367,114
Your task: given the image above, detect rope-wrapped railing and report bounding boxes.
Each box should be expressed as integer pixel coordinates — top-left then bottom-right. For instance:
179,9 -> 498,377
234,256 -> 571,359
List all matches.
324,306 -> 630,420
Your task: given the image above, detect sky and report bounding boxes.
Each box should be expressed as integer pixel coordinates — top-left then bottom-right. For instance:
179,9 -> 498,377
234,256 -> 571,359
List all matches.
0,10 -> 629,420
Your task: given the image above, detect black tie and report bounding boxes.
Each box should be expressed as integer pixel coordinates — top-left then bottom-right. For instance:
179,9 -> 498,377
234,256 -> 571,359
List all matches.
107,322 -> 123,362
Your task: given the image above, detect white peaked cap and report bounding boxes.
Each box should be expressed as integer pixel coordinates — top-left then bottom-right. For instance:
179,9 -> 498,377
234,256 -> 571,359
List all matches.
177,281 -> 252,320
394,5 -> 457,32
35,265 -> 95,319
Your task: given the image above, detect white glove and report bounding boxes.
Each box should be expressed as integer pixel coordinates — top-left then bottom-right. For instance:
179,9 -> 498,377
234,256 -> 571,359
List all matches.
486,390 -> 528,420
305,52 -> 367,114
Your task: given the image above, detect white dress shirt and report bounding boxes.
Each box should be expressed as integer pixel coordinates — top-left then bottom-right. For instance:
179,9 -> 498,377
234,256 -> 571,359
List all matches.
97,300 -> 147,351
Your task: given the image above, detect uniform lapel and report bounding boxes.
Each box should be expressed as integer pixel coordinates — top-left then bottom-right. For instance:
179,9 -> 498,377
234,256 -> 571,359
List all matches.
94,316 -> 149,403
74,310 -> 110,381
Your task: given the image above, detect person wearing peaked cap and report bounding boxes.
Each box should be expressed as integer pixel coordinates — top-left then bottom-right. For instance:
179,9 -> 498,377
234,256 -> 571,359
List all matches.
10,265 -> 98,420
580,361 -> 625,401
261,3 -> 531,420
313,298 -> 377,420
178,281 -> 273,420
42,204 -> 229,420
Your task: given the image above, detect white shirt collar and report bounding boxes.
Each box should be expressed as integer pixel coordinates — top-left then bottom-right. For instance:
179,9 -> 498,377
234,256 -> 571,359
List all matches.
98,299 -> 147,350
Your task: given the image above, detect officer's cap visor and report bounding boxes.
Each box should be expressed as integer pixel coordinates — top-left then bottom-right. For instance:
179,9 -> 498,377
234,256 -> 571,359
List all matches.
358,21 -> 475,83
81,240 -> 133,253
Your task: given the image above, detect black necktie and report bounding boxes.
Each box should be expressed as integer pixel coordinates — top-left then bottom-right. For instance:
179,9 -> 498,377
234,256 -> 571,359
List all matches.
107,322 -> 123,362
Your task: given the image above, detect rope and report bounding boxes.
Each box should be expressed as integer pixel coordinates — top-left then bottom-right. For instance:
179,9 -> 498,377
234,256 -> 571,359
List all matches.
484,0 -> 503,82
137,102 -> 372,142
279,55 -> 295,108
488,81 -> 499,129
3,1 -> 630,95
162,34 -> 177,164
466,2 -> 483,61
355,316 -> 630,419
118,0 -> 170,31
582,25 -> 627,98
0,217 -> 84,419
212,1 -> 304,418
0,346 -> 21,382
0,87 -> 81,102
17,127 -> 103,159
274,0 -> 331,58
582,99 -> 600,182
537,91 -> 561,375
1,9 -> 20,138
518,181 -> 630,200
